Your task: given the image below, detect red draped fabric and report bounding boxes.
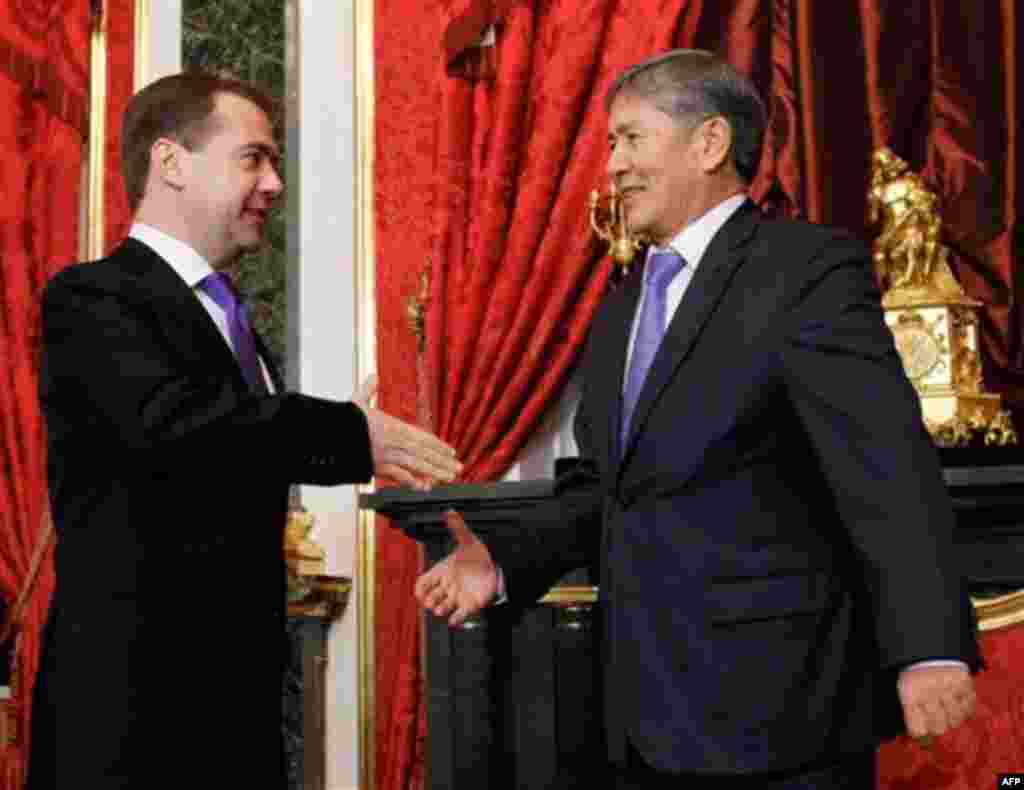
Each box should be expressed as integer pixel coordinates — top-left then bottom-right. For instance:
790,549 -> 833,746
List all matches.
104,0 -> 134,251
375,1 -> 1023,787
0,3 -> 89,785
0,2 -> 133,785
374,2 -> 442,787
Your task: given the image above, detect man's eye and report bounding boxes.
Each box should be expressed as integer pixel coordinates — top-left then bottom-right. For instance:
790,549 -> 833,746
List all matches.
242,152 -> 262,167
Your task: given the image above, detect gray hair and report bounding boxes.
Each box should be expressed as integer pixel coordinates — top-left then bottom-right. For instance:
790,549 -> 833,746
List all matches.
606,49 -> 766,183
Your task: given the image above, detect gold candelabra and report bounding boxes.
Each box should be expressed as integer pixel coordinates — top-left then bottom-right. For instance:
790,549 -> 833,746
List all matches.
589,182 -> 643,271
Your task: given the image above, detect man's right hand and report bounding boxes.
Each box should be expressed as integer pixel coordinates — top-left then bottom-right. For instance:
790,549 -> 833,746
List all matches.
355,375 -> 461,489
415,510 -> 498,626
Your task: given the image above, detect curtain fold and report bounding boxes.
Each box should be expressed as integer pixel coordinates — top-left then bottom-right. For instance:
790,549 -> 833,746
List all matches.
375,1 -> 1023,787
0,3 -> 89,786
0,2 -> 134,785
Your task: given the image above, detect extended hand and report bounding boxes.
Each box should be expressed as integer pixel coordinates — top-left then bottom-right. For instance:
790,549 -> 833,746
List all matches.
414,510 -> 498,626
897,664 -> 977,740
356,375 -> 461,489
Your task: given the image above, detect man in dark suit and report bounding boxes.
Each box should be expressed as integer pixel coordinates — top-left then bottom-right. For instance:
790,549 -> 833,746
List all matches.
415,50 -> 979,788
28,72 -> 460,789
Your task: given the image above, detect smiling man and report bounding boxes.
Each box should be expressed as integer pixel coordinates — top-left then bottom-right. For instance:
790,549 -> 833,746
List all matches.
417,50 -> 980,789
28,73 -> 460,789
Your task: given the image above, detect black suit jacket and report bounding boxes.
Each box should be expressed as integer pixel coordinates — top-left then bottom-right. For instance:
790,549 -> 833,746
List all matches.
29,238 -> 373,788
484,203 -> 980,776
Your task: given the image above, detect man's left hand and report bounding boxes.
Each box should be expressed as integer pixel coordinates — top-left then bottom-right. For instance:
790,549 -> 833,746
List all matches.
897,664 -> 977,739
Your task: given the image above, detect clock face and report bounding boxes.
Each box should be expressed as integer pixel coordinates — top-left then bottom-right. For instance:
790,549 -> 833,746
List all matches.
892,324 -> 942,380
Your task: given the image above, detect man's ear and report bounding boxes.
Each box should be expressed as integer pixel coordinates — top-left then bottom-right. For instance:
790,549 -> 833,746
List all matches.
151,138 -> 186,189
697,116 -> 733,174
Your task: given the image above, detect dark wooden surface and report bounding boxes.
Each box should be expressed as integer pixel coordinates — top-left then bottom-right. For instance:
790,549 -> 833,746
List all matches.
284,616 -> 331,790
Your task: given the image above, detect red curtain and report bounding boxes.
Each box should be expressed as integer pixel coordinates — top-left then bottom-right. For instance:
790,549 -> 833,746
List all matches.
373,1 -> 443,786
0,2 -> 133,785
104,0 -> 135,251
0,3 -> 88,785
375,1 -> 1023,787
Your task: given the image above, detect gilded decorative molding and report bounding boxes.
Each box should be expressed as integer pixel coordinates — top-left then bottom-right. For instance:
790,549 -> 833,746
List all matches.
85,2 -> 107,259
540,585 -> 599,605
974,590 -> 1024,632
288,574 -> 353,622
353,0 -> 377,788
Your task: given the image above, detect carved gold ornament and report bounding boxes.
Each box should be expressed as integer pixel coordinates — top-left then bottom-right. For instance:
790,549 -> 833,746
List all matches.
285,507 -> 326,601
869,148 -> 1016,447
590,181 -> 644,272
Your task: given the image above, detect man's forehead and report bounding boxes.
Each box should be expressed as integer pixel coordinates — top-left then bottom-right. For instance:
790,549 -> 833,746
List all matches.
209,93 -> 279,149
608,100 -> 665,136
212,93 -> 274,129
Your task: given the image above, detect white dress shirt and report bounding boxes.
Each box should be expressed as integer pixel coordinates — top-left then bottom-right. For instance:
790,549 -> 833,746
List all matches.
129,223 -> 275,392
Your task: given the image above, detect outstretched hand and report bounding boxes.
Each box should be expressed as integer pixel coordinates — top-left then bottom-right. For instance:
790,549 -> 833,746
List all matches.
414,510 -> 499,626
356,375 -> 461,489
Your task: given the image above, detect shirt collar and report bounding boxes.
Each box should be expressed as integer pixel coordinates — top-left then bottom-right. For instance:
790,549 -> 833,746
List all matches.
129,223 -> 214,289
645,193 -> 748,272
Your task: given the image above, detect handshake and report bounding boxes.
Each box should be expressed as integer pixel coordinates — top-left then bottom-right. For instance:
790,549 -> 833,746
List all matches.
354,377 -> 497,624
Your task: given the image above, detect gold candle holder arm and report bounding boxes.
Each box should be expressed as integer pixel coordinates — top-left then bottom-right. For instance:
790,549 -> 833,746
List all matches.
589,181 -> 642,272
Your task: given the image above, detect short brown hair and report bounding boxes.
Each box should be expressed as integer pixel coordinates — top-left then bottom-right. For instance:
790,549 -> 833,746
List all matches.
606,49 -> 766,184
120,72 -> 278,212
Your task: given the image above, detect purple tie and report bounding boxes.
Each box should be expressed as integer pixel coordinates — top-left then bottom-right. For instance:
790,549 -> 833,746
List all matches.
197,272 -> 269,394
621,249 -> 686,452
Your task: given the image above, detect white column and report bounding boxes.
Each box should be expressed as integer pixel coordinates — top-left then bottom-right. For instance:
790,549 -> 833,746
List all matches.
135,0 -> 181,88
286,2 -> 362,789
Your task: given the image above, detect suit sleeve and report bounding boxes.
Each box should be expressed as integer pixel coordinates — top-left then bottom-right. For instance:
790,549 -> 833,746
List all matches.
777,235 -> 980,671
41,271 -> 373,487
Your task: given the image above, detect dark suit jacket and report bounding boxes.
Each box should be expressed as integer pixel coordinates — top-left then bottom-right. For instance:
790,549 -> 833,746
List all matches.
483,203 -> 980,776
28,238 -> 373,788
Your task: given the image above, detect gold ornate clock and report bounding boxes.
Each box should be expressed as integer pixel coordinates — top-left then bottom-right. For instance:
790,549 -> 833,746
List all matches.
869,148 -> 1017,447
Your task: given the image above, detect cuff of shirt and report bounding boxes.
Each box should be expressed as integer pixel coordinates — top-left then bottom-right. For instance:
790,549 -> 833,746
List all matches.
494,565 -> 508,605
901,659 -> 968,672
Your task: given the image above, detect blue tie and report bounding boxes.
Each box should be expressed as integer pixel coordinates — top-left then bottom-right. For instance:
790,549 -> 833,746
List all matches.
197,272 -> 269,394
621,249 -> 686,452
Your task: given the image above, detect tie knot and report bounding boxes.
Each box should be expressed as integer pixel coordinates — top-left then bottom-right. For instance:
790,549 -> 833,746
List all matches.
197,272 -> 239,312
645,249 -> 686,290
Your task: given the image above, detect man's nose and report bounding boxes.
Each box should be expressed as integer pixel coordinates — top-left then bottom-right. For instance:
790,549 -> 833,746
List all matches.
262,164 -> 284,197
606,145 -> 628,180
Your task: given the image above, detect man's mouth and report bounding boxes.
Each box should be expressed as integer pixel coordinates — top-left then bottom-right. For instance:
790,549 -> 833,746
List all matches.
242,207 -> 268,225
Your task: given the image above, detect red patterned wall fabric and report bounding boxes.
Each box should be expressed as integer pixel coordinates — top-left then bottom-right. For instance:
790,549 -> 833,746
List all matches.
0,1 -> 134,784
376,1 -> 1022,787
0,2 -> 89,785
104,0 -> 134,251
374,1 -> 442,787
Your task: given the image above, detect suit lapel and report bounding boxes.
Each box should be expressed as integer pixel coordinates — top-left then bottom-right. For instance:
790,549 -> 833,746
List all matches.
620,202 -> 761,464
115,239 -> 247,388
